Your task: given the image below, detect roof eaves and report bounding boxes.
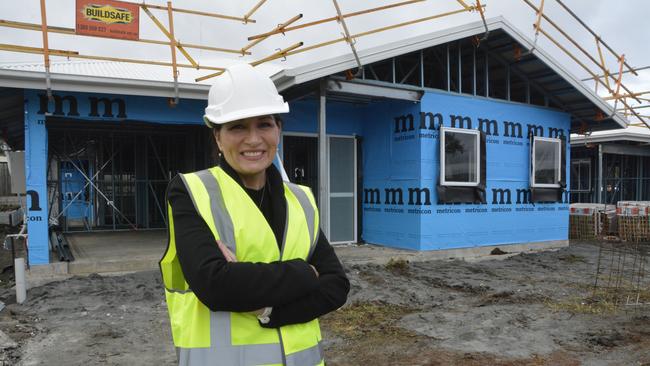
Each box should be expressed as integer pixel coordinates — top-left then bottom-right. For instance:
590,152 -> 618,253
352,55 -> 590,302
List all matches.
0,68 -> 210,100
571,129 -> 650,144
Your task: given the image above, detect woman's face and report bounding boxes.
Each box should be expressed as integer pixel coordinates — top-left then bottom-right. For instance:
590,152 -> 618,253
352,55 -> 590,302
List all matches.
215,115 -> 280,186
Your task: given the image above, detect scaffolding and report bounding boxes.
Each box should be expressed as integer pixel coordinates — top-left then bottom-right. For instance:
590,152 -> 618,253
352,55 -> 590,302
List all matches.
521,0 -> 649,131
0,0 -> 487,94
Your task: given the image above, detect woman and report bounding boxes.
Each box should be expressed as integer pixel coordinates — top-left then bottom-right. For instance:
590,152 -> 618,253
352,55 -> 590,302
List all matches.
160,63 -> 350,366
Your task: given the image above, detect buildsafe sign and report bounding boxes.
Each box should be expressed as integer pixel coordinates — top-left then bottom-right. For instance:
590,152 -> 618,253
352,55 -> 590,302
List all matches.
76,0 -> 140,40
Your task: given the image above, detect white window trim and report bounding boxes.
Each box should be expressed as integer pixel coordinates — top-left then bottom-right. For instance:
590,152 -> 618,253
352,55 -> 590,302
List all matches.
531,136 -> 561,188
571,159 -> 591,192
440,126 -> 481,187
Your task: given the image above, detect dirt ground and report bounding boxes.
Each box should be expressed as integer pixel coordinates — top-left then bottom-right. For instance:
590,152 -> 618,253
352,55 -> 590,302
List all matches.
0,229 -> 649,365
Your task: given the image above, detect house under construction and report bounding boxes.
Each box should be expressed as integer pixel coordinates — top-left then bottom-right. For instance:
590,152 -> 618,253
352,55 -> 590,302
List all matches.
0,0 -> 646,267
570,126 -> 650,205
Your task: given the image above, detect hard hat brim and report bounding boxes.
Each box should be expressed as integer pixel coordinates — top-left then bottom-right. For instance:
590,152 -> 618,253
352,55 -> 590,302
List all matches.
203,102 -> 289,126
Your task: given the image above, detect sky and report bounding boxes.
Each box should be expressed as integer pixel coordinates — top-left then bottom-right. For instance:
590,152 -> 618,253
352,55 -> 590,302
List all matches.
0,0 -> 648,111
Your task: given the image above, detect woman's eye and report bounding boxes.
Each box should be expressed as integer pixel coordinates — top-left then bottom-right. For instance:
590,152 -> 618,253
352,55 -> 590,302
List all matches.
229,125 -> 244,130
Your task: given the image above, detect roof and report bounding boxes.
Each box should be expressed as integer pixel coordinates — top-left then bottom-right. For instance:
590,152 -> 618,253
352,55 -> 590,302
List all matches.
0,61 -> 211,99
0,59 -> 282,100
272,16 -> 629,132
0,16 -> 630,131
571,126 -> 650,145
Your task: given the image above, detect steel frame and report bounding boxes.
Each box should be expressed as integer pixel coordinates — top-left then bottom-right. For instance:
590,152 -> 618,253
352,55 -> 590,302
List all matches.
355,35 -> 576,115
46,125 -> 210,233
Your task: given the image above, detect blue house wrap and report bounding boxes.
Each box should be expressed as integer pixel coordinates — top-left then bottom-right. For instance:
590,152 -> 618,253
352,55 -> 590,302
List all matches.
362,91 -> 570,250
283,91 -> 570,251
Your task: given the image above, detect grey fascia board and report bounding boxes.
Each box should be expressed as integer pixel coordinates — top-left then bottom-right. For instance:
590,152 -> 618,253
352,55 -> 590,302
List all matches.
0,69 -> 210,100
326,79 -> 422,101
272,72 -> 297,93
570,133 -> 650,145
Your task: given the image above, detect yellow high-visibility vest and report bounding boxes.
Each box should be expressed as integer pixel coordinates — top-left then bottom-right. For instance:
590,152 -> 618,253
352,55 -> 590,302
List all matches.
160,166 -> 323,366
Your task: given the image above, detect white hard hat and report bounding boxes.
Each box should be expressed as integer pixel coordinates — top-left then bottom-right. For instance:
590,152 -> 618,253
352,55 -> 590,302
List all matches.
203,63 -> 289,126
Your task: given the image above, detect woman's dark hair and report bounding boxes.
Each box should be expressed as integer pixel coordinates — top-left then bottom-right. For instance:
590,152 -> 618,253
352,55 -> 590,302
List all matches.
210,114 -> 282,132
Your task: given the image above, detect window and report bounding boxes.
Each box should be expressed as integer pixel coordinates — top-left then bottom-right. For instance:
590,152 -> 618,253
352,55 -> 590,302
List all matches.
532,137 -> 561,188
440,127 -> 480,186
570,159 -> 591,192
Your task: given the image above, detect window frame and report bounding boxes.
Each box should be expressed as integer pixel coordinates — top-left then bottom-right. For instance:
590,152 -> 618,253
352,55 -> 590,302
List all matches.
531,136 -> 562,188
570,158 -> 591,192
440,126 -> 481,187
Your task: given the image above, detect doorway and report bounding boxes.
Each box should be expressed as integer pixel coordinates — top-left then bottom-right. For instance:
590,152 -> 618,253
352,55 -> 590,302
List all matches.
282,133 -> 358,244
282,134 -> 319,200
328,136 -> 357,244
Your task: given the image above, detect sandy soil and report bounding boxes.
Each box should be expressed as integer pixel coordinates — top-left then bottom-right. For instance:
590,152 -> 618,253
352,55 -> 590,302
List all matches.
0,234 -> 649,365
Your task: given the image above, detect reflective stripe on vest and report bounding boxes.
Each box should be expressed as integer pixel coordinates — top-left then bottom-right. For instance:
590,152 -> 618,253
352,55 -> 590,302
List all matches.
160,167 -> 322,366
177,311 -> 324,366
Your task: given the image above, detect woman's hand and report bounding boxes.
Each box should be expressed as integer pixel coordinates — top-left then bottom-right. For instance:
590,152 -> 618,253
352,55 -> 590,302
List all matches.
217,239 -> 317,316
216,240 -> 237,262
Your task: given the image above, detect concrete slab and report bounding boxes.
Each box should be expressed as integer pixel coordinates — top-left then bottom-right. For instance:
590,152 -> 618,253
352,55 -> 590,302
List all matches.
335,240 -> 569,266
25,229 -> 568,278
65,230 -> 167,275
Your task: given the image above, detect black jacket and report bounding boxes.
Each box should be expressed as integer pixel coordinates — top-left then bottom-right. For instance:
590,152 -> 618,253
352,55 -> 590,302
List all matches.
166,161 -> 349,328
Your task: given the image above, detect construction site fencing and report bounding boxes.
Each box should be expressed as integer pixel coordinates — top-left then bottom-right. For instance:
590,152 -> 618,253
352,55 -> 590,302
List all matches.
569,201 -> 650,242
569,203 -> 616,240
617,201 -> 650,243
592,240 -> 650,310
585,201 -> 650,310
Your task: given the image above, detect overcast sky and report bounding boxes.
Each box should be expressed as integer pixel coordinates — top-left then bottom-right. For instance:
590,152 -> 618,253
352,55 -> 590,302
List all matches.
0,0 -> 648,107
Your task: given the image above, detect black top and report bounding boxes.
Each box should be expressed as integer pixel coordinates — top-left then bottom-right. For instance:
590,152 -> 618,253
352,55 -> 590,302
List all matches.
166,160 -> 349,328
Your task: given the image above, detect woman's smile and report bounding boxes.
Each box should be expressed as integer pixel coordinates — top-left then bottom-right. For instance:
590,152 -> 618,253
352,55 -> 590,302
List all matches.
215,115 -> 280,189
